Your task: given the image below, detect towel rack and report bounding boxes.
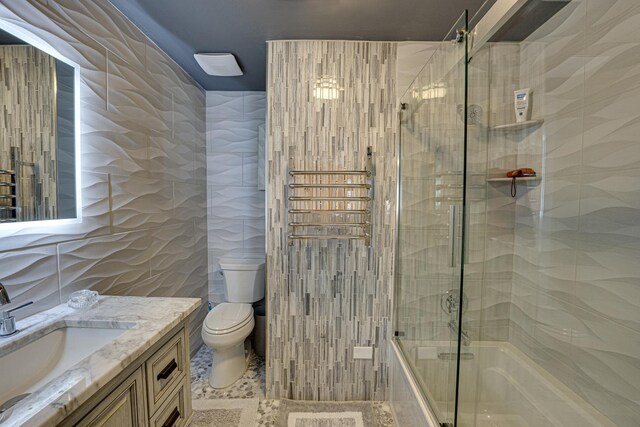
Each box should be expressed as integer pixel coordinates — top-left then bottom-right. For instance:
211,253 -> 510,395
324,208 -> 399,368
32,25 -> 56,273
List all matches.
287,147 -> 373,246
0,169 -> 18,223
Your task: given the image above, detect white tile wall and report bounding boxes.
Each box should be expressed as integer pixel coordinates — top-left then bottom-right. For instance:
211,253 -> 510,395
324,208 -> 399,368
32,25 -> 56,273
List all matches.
206,91 -> 266,303
0,1 -> 208,352
505,2 -> 640,424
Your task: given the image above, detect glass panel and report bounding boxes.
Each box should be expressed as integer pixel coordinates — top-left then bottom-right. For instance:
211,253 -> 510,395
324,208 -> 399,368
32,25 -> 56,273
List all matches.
395,10 -> 468,426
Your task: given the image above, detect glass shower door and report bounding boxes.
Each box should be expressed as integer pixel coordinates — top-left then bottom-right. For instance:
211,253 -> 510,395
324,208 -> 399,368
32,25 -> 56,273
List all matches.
395,10 -> 468,426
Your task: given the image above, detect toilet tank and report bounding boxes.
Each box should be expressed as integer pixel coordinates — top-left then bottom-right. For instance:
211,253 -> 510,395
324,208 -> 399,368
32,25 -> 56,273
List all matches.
219,257 -> 265,303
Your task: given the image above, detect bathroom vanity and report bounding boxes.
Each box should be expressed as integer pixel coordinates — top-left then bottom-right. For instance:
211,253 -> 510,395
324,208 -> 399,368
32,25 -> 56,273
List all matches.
0,296 -> 201,427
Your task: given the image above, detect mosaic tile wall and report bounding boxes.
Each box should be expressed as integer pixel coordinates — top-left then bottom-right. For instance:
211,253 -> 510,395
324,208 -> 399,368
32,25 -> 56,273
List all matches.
206,91 -> 266,304
0,0 -> 208,352
0,45 -> 58,221
266,40 -> 397,401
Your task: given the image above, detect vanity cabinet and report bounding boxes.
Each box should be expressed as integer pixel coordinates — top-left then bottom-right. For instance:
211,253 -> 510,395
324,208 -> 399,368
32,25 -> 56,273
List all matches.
60,323 -> 192,427
75,368 -> 147,427
146,330 -> 187,414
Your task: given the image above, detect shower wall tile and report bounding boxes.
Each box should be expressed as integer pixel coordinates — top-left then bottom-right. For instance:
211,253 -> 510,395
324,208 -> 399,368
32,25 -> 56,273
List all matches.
585,1 -> 640,50
266,40 -> 397,401
583,42 -> 640,103
582,84 -> 640,174
537,107 -> 583,177
575,169 -> 640,332
207,153 -> 243,186
505,3 -> 640,424
488,43 -> 521,128
571,306 -> 640,426
205,91 -> 266,303
0,0 -> 207,350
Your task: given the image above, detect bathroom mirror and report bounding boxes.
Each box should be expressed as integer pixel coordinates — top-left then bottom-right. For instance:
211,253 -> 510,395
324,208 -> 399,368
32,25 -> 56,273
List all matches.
0,26 -> 78,224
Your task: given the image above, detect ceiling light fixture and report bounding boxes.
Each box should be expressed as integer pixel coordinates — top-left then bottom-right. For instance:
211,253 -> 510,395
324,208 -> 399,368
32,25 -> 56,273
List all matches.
194,53 -> 243,76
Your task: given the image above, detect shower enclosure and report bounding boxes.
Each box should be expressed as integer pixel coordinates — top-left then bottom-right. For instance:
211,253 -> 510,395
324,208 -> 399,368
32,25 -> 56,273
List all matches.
394,1 -> 640,426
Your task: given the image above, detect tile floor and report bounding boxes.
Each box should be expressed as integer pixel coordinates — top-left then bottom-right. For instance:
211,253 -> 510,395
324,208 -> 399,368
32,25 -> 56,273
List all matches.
190,345 -> 396,426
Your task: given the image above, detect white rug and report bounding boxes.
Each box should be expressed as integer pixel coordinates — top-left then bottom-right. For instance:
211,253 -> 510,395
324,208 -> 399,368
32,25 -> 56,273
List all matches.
287,411 -> 364,427
277,400 -> 375,427
191,398 -> 259,427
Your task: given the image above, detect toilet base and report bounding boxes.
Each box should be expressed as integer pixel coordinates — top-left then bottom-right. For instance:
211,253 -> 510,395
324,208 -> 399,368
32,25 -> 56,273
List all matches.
208,341 -> 249,389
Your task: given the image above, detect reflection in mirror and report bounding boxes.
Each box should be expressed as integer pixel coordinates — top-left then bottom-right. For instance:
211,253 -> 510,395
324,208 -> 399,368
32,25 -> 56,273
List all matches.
0,27 -> 76,224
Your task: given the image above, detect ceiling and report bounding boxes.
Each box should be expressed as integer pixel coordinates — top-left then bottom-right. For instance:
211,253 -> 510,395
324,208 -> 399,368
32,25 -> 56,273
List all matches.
109,0 -> 488,91
0,28 -> 27,45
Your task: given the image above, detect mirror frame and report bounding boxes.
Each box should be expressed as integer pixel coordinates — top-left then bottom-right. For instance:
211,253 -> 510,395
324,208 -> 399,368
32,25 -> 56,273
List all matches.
0,19 -> 82,230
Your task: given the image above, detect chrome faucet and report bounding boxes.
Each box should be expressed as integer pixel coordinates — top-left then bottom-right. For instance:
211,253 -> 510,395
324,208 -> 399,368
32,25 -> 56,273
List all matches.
441,289 -> 472,347
448,319 -> 472,347
0,282 -> 33,337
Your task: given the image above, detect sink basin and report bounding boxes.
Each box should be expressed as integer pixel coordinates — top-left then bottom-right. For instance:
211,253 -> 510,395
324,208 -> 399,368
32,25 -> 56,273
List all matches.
0,326 -> 127,409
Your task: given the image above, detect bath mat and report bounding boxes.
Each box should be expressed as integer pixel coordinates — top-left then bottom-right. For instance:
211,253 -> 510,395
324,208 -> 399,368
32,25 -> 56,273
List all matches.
191,398 -> 259,427
277,400 -> 375,427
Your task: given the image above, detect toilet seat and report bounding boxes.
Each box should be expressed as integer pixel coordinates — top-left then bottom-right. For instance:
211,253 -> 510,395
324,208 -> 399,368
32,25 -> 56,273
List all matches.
203,303 -> 253,335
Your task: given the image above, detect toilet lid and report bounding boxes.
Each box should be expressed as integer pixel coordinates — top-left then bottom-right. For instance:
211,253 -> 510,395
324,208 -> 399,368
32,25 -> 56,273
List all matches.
204,303 -> 253,334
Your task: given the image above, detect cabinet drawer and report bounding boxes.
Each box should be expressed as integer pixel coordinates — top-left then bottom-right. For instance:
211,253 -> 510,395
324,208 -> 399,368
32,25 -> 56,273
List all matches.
149,378 -> 189,427
146,329 -> 186,414
76,367 -> 147,427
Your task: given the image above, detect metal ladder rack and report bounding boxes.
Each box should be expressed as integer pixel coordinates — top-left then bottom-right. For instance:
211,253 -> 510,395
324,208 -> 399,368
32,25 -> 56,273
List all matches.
287,148 -> 373,246
0,169 -> 18,223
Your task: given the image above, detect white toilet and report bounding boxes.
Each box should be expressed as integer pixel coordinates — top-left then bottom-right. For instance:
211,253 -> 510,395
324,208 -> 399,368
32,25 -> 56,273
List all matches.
201,256 -> 265,388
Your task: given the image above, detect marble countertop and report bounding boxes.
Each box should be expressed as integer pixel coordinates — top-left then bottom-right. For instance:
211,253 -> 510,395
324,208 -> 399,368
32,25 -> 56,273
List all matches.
0,296 -> 201,427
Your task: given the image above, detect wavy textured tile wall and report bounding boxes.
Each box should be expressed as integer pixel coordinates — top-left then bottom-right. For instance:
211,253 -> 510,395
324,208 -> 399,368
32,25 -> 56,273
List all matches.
507,1 -> 640,424
206,91 -> 266,303
0,0 -> 208,352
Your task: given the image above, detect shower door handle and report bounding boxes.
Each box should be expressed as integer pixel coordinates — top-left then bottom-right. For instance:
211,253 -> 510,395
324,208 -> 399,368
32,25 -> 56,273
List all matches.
448,205 -> 457,267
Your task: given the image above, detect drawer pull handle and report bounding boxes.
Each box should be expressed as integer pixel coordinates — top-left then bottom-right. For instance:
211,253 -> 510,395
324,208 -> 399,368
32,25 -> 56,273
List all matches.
162,407 -> 180,427
157,359 -> 178,381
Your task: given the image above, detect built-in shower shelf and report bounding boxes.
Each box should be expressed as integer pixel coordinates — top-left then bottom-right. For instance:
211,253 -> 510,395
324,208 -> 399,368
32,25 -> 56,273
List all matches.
487,176 -> 540,184
490,118 -> 544,132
